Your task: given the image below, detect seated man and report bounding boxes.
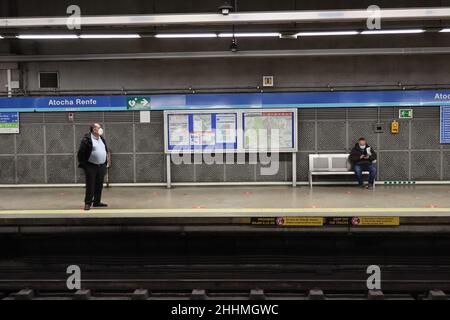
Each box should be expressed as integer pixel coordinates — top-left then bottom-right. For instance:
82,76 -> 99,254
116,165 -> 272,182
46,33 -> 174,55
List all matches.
349,137 -> 377,190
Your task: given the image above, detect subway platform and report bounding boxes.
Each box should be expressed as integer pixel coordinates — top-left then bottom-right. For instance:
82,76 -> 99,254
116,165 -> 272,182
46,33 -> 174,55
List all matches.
1,185 -> 450,232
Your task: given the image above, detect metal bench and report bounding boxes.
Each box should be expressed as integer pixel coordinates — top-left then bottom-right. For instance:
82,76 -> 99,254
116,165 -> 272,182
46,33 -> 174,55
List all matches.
308,153 -> 374,188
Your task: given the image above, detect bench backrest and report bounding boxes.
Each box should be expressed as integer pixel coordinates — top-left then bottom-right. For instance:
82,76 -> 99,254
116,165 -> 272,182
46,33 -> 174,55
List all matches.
309,154 -> 351,172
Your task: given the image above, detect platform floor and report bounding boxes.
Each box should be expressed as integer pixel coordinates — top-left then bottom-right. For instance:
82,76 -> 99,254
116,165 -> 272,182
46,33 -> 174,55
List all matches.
1,185 -> 450,218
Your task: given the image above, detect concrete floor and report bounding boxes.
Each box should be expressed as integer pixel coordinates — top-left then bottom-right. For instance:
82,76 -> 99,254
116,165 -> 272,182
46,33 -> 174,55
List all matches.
1,185 -> 450,211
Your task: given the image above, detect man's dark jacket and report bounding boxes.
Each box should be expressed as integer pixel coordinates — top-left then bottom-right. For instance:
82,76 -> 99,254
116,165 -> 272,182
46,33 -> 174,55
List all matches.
77,133 -> 109,169
349,143 -> 377,166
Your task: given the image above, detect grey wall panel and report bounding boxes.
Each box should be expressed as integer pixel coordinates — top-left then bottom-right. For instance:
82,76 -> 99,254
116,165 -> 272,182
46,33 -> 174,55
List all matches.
196,163 -> 225,182
108,154 -> 134,183
411,151 -> 441,181
16,124 -> 44,154
76,166 -> 85,184
412,107 -> 439,119
442,151 -> 450,180
378,152 -> 409,181
0,156 -> 15,184
317,121 -> 346,151
347,108 -> 378,120
45,124 -> 74,154
0,135 -> 15,155
47,155 -> 75,183
73,112 -> 104,124
379,108 -> 395,120
104,111 -> 134,123
75,124 -> 90,149
379,121 -> 410,150
105,123 -> 134,153
135,123 -> 164,153
17,155 -> 45,183
135,154 -> 165,183
296,152 -> 310,181
172,163 -> 195,182
224,163 -> 256,182
298,122 -> 315,151
411,120 -> 440,150
317,109 -> 346,120
298,109 -> 315,121
348,121 -> 379,149
256,154 -> 287,182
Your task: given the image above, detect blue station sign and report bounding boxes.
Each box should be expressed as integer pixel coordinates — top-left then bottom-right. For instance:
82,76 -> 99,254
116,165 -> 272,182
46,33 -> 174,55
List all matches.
1,90 -> 450,112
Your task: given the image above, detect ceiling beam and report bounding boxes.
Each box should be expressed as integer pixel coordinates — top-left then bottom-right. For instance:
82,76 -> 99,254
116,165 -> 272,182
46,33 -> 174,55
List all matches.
2,47 -> 450,62
2,7 -> 450,28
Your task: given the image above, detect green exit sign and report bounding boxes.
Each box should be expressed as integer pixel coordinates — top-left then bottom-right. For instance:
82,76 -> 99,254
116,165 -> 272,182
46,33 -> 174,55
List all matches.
399,109 -> 413,119
127,97 -> 151,110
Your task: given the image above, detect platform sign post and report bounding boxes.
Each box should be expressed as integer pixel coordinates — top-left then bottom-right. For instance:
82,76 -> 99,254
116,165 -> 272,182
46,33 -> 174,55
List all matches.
0,112 -> 19,134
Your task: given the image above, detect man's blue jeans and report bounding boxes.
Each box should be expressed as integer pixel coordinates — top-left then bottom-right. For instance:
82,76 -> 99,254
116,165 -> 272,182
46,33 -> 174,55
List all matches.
354,163 -> 377,185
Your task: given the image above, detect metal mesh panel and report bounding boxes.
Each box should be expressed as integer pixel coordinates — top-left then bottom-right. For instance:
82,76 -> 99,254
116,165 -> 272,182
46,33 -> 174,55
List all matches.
16,124 -> 44,154
379,107 -> 394,119
224,163 -> 256,182
135,154 -> 165,183
378,151 -> 409,181
379,121 -> 409,150
411,151 -> 441,181
104,111 -> 133,123
296,152 -> 310,181
348,121 -> 378,148
73,112 -> 104,124
172,162 -> 195,182
45,124 -> 74,154
105,123 -> 134,153
47,155 -> 75,183
20,113 -> 44,123
0,135 -> 15,155
442,151 -> 450,180
135,124 -> 164,152
196,163 -> 225,182
256,154 -> 286,182
17,155 -> 45,183
298,121 -> 315,151
108,154 -> 134,183
317,121 -> 346,151
411,107 -> 439,119
0,156 -> 15,184
298,109 -> 316,120
74,125 -> 91,151
44,113 -> 72,124
317,108 -> 346,120
347,107 -> 377,120
411,120 -> 440,150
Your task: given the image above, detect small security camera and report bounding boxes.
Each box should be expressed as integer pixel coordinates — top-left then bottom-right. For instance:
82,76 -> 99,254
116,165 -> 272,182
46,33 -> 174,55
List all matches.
219,2 -> 233,15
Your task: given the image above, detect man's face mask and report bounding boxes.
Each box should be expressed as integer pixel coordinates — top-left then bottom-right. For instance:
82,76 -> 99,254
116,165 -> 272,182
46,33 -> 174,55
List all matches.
98,128 -> 104,136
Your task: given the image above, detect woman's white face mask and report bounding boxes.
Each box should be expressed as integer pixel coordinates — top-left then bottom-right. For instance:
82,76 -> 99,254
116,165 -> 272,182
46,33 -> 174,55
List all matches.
359,144 -> 366,149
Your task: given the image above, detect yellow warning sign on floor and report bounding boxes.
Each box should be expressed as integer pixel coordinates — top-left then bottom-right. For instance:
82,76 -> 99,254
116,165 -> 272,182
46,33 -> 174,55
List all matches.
276,217 -> 324,226
351,216 -> 400,226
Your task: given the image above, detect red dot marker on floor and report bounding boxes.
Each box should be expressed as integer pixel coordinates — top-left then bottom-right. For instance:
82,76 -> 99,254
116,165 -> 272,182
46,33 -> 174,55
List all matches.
242,192 -> 253,196
192,205 -> 207,209
151,192 -> 160,197
306,205 -> 321,209
425,204 -> 440,208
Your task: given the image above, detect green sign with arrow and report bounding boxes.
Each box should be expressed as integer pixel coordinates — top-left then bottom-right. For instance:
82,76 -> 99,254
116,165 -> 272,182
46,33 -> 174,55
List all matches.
127,97 -> 151,110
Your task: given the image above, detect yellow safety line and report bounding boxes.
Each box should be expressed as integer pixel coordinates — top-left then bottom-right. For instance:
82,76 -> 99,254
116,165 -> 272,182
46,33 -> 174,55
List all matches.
0,207 -> 450,215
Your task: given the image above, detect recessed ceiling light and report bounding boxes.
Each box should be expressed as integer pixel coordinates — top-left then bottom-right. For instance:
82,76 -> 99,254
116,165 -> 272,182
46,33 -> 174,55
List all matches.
439,28 -> 450,33
296,31 -> 359,37
17,34 -> 79,39
219,32 -> 281,38
155,33 -> 217,38
360,29 -> 425,35
79,34 -> 141,39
